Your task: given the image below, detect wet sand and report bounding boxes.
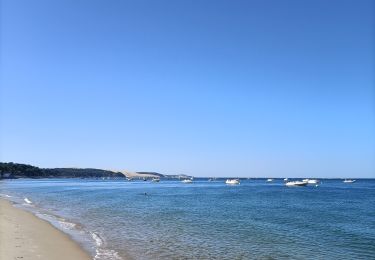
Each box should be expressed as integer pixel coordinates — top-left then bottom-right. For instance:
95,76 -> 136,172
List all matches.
0,199 -> 91,260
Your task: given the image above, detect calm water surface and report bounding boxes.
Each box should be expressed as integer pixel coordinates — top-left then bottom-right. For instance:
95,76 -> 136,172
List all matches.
1,178 -> 374,259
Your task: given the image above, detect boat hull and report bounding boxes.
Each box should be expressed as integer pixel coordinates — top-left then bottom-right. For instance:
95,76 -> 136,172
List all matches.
285,181 -> 308,187
226,179 -> 240,185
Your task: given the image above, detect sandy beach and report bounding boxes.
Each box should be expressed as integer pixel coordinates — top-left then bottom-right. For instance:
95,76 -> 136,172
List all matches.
0,199 -> 91,260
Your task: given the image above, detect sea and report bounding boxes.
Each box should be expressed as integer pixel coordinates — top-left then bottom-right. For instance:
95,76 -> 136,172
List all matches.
1,178 -> 374,260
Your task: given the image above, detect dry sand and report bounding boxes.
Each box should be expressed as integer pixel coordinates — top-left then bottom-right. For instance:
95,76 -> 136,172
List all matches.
0,199 -> 91,260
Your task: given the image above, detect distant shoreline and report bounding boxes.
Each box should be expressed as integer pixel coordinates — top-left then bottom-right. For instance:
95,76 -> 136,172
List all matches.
0,162 -> 192,179
1,162 -> 369,180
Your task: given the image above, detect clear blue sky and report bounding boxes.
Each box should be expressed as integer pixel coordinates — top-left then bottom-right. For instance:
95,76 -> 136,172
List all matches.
1,0 -> 374,177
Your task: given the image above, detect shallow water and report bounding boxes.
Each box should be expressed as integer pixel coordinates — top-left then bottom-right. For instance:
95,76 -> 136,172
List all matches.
1,178 -> 374,259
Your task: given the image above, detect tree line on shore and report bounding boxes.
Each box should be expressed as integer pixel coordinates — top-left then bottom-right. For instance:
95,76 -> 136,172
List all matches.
0,162 -> 124,179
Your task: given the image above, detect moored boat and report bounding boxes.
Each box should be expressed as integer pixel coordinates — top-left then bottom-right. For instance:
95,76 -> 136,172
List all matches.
302,179 -> 319,184
182,179 -> 193,184
285,181 -> 308,187
226,179 -> 240,185
152,178 -> 160,182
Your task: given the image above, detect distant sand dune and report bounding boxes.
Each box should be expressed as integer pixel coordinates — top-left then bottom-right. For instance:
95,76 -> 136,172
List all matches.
120,171 -> 160,178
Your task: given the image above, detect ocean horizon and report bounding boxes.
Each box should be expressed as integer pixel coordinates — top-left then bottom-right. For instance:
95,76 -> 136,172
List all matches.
1,178 -> 374,259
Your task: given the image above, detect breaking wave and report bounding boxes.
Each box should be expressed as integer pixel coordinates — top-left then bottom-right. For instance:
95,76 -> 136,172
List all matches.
24,197 -> 32,204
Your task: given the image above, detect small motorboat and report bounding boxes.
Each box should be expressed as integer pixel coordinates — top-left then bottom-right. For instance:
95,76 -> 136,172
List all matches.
285,181 -> 308,187
182,179 -> 193,184
225,179 -> 240,185
266,178 -> 274,182
152,178 -> 160,182
303,179 -> 319,184
343,179 -> 356,183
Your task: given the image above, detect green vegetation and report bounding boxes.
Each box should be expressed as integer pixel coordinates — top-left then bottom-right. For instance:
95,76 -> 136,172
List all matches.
0,162 -> 124,179
0,162 -> 43,178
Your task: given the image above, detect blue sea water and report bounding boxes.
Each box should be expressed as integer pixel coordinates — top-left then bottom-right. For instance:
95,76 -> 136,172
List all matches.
1,178 -> 374,260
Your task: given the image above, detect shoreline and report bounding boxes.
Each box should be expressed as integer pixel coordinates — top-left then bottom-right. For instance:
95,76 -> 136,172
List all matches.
0,198 -> 92,260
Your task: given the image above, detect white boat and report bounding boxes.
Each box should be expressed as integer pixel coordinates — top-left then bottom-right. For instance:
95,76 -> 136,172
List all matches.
302,179 -> 319,184
308,179 -> 319,184
284,178 -> 288,181
182,179 -> 193,184
152,178 -> 160,182
266,178 -> 274,182
343,179 -> 356,183
225,179 -> 240,185
285,181 -> 308,187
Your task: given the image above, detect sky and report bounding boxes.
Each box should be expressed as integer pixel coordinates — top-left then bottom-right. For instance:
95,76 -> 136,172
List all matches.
1,0 -> 374,178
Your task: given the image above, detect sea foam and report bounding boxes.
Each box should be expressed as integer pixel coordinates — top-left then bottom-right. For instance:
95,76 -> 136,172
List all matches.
24,197 -> 32,204
91,232 -> 122,260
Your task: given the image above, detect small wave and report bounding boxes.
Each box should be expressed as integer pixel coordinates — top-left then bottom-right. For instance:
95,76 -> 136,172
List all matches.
91,232 -> 104,247
0,193 -> 12,198
94,248 -> 122,260
58,219 -> 77,230
91,232 -> 122,260
24,197 -> 32,204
